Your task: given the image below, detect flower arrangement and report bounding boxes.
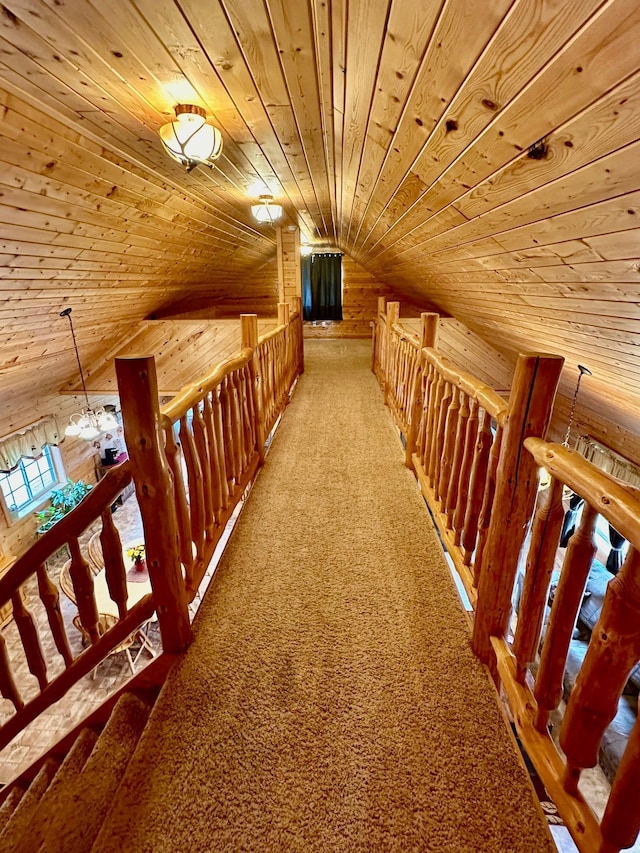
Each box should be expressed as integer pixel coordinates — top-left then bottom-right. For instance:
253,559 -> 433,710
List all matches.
127,543 -> 145,562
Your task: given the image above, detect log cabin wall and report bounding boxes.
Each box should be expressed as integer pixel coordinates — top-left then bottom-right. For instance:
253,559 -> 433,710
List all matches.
0,1 -> 637,470
0,393 -> 115,558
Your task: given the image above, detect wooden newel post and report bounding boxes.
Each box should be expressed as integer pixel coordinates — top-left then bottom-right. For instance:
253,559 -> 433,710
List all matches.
291,296 -> 304,375
241,314 -> 267,464
384,302 -> 400,405
420,312 -> 438,349
471,352 -> 564,672
116,356 -> 192,654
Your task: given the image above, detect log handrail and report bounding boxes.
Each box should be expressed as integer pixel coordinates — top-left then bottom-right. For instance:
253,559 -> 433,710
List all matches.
0,303 -> 303,756
422,349 -> 507,425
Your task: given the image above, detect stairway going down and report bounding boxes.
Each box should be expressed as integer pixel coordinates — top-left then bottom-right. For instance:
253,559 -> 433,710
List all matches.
0,692 -> 153,853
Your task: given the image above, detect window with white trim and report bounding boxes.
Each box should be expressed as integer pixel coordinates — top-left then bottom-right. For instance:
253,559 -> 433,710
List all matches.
0,446 -> 65,519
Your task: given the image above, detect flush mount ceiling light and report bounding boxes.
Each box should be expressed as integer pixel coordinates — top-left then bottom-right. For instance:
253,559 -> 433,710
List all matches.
251,194 -> 283,223
60,308 -> 118,441
159,104 -> 223,171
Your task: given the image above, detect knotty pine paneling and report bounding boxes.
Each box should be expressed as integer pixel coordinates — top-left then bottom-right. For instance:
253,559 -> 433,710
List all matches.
0,0 -> 637,468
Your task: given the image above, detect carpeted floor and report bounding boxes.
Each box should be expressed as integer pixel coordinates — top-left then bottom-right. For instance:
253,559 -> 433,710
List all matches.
95,339 -> 555,853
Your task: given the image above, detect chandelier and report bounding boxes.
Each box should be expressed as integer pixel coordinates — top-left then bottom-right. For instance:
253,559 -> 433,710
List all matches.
251,194 -> 283,223
60,308 -> 118,441
158,104 -> 223,171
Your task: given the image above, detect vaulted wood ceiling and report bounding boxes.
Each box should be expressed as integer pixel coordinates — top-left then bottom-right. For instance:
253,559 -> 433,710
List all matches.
0,1 -> 638,453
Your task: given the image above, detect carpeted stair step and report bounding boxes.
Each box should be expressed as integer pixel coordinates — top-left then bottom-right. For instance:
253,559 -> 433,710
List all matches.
12,727 -> 99,853
0,785 -> 25,836
37,693 -> 151,853
0,756 -> 60,853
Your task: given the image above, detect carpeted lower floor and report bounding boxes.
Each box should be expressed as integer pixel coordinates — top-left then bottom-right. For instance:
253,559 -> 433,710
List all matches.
95,339 -> 555,852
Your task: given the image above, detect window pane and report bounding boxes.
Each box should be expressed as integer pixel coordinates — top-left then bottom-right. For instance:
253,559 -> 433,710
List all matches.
7,470 -> 25,491
10,485 -> 29,509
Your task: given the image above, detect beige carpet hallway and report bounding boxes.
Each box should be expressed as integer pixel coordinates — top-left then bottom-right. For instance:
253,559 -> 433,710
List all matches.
94,340 -> 555,853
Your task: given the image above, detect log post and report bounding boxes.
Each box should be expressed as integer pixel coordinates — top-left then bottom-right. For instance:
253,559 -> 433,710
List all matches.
278,302 -> 290,405
471,353 -> 564,670
116,356 -> 192,654
384,302 -> 400,406
420,312 -> 438,349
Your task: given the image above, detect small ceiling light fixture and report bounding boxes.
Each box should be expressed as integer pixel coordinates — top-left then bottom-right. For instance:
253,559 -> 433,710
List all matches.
159,104 -> 223,171
251,194 -> 283,223
60,308 -> 118,441
563,363 -> 592,447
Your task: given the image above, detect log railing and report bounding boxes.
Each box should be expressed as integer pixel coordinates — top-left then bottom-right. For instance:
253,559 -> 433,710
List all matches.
374,300 -> 640,852
0,302 -> 303,752
491,439 -> 640,853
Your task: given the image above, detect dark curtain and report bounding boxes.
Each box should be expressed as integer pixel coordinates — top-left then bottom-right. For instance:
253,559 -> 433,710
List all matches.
559,492 -> 584,547
303,252 -> 343,321
606,524 -> 626,574
301,255 -> 312,318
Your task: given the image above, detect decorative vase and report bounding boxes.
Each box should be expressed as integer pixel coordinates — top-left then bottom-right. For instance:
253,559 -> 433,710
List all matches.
134,556 -> 146,573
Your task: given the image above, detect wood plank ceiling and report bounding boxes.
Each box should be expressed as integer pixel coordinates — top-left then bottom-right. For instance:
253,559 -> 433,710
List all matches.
0,0 -> 638,452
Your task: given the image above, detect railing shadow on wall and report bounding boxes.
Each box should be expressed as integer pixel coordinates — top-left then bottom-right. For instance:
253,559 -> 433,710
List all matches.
0,300 -> 304,761
373,298 -> 640,853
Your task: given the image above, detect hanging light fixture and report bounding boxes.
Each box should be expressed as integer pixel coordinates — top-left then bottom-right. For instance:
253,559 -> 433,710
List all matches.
563,364 -> 592,447
251,194 -> 283,223
60,308 -> 118,441
158,104 -> 223,171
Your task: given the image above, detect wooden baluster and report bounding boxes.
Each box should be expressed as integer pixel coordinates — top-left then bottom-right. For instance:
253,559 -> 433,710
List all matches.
461,408 -> 492,566
473,424 -> 503,584
240,366 -> 256,466
100,508 -> 127,619
230,370 -> 247,473
0,632 -> 23,711
560,547 -> 640,795
384,302 -> 400,406
163,418 -> 194,579
472,353 -> 564,672
415,364 -> 429,462
37,563 -> 73,666
192,400 -> 214,538
436,384 -> 458,503
420,364 -> 435,468
405,355 -> 424,469
511,476 -> 564,683
69,537 -> 100,645
534,503 -> 598,732
12,587 -> 47,690
116,355 -> 192,654
180,414 -> 206,559
427,373 -> 445,486
278,302 -> 290,402
600,711 -> 640,853
212,386 -> 230,509
220,376 -> 237,489
203,394 -> 222,523
242,315 -> 266,463
445,391 -> 469,523
453,397 -> 479,545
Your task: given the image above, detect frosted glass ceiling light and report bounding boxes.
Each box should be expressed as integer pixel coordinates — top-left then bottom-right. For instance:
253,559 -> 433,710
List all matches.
159,104 -> 223,171
251,194 -> 283,223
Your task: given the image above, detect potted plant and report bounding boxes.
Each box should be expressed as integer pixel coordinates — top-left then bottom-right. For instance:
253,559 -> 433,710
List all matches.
35,478 -> 92,535
127,543 -> 146,572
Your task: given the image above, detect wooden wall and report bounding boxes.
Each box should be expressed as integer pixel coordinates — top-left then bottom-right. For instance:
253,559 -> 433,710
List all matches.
0,393 -> 114,559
